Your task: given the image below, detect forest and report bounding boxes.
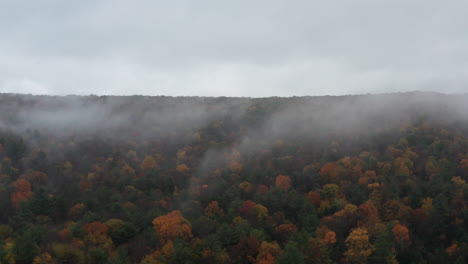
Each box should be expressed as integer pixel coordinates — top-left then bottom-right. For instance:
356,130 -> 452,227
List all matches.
0,92 -> 468,264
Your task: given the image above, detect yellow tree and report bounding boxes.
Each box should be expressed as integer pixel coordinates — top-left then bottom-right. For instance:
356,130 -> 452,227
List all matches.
3,241 -> 15,264
176,164 -> 190,173
256,241 -> 281,264
239,181 -> 255,193
228,150 -> 243,173
33,252 -> 57,264
254,204 -> 268,221
452,176 -> 466,196
394,157 -> 413,177
204,201 -> 224,217
421,197 -> 433,213
322,184 -> 339,199
323,231 -> 337,244
83,222 -> 113,252
229,160 -> 243,173
141,156 -> 158,170
344,228 -> 374,264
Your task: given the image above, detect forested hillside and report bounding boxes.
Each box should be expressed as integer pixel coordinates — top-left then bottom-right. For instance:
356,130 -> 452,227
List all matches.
1,92 -> 468,263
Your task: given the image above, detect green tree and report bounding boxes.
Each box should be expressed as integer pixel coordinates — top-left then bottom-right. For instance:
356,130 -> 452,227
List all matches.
29,188 -> 54,216
88,247 -> 108,264
276,241 -> 305,264
13,229 -> 40,264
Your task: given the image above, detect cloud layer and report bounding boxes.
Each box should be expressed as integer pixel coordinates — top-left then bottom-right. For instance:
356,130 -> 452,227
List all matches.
1,0 -> 467,96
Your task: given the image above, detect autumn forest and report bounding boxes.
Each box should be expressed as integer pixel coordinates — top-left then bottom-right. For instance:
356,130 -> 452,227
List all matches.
1,92 -> 468,264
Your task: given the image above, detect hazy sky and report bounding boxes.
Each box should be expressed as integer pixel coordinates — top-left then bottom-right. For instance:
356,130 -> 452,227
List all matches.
0,1 -> 467,97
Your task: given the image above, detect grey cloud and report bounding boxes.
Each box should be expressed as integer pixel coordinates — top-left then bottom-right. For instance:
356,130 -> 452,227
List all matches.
0,0 -> 467,96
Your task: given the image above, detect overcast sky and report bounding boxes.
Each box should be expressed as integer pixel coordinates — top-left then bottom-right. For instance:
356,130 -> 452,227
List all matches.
0,1 -> 467,97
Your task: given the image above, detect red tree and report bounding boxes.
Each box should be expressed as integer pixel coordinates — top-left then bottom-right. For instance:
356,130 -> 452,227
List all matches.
239,200 -> 257,217
11,179 -> 33,208
275,175 -> 291,191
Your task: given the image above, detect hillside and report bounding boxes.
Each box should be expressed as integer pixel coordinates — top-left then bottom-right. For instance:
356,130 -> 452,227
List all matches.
0,92 -> 468,263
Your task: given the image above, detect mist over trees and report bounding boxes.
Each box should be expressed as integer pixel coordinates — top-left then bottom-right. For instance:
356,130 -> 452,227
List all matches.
1,92 -> 468,263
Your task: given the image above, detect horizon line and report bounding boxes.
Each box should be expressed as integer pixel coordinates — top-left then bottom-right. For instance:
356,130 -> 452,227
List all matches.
0,90 -> 465,99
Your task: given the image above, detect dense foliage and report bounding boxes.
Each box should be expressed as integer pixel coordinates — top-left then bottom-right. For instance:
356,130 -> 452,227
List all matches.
0,92 -> 468,263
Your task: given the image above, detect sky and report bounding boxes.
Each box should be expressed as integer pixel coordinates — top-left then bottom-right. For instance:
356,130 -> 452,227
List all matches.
0,0 -> 467,97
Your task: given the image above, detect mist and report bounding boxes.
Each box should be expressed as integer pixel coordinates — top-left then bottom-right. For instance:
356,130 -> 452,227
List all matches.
1,92 -> 467,172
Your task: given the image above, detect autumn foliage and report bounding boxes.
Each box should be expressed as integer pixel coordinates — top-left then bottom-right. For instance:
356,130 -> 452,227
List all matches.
84,222 -> 109,235
141,155 -> 158,170
307,191 -> 321,207
275,224 -> 298,240
275,175 -> 291,191
204,201 -> 224,217
152,210 -> 193,240
239,200 -> 257,217
11,179 -> 33,208
256,241 -> 281,264
344,228 -> 374,264
176,164 -> 190,173
1,94 -> 468,263
323,231 -> 337,244
392,224 -> 410,242
320,162 -> 346,184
